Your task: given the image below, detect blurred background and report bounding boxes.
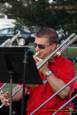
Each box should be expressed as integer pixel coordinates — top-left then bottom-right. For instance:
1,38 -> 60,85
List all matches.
0,0 -> 77,115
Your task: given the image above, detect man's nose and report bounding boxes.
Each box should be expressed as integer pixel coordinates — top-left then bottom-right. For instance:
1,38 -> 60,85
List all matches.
35,46 -> 40,51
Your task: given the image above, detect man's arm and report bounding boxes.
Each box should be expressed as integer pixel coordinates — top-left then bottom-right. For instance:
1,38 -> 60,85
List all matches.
41,66 -> 71,99
46,73 -> 71,99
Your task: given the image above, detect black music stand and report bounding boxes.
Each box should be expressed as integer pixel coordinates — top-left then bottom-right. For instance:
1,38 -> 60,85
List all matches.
0,46 -> 42,115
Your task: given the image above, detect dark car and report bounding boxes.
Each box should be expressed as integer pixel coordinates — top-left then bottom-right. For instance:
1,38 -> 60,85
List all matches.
0,27 -> 35,45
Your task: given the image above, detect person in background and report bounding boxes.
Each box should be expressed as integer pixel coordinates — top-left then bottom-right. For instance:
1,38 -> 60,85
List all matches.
0,27 -> 75,115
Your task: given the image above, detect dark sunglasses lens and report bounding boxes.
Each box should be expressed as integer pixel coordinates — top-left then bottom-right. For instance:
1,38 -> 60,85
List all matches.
38,45 -> 45,49
34,43 -> 45,49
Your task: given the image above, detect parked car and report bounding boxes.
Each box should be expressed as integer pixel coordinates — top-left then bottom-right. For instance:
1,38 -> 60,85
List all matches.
0,27 -> 35,45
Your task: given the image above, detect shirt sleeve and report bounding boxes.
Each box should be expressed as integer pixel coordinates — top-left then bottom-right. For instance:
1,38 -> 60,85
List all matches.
50,58 -> 76,89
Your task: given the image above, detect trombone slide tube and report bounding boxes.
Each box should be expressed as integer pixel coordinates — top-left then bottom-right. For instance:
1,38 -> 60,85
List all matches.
37,33 -> 76,69
1,39 -> 11,47
60,35 -> 77,53
30,76 -> 77,114
0,83 -> 7,95
53,94 -> 77,115
1,31 -> 20,47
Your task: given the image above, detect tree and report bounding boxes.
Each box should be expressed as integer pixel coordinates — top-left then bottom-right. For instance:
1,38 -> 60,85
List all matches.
0,0 -> 77,33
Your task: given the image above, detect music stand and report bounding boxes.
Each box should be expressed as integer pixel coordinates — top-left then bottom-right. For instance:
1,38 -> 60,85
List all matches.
0,46 -> 42,115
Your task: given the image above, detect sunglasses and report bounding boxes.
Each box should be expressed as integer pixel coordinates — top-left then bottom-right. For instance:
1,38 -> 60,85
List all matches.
34,43 -> 49,49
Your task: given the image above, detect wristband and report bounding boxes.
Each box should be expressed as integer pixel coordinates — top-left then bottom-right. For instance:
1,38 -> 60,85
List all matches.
44,70 -> 52,77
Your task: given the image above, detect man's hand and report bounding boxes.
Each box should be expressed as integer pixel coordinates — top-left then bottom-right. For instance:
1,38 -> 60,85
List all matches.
0,92 -> 10,106
39,63 -> 49,75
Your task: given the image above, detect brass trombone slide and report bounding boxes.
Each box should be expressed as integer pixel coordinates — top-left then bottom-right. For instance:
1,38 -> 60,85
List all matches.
30,76 -> 77,115
0,33 -> 77,110
1,31 -> 20,47
37,33 -> 76,69
30,33 -> 77,114
52,94 -> 77,115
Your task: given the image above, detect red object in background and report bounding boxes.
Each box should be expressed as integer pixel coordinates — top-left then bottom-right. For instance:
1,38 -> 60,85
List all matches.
74,81 -> 77,89
0,82 -> 3,87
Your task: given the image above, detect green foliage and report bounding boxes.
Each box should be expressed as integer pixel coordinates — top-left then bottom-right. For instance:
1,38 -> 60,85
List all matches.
63,47 -> 77,57
0,0 -> 77,33
0,83 -> 17,94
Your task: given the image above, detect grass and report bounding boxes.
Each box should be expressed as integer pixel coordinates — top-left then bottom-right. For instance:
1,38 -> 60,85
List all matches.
0,83 -> 16,94
63,47 -> 77,57
63,47 -> 77,74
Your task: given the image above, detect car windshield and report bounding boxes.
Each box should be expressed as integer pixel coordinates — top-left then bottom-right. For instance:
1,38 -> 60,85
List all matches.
0,28 -> 14,35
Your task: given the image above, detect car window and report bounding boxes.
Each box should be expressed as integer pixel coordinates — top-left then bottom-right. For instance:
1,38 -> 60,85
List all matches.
0,28 -> 14,35
0,29 -> 8,34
